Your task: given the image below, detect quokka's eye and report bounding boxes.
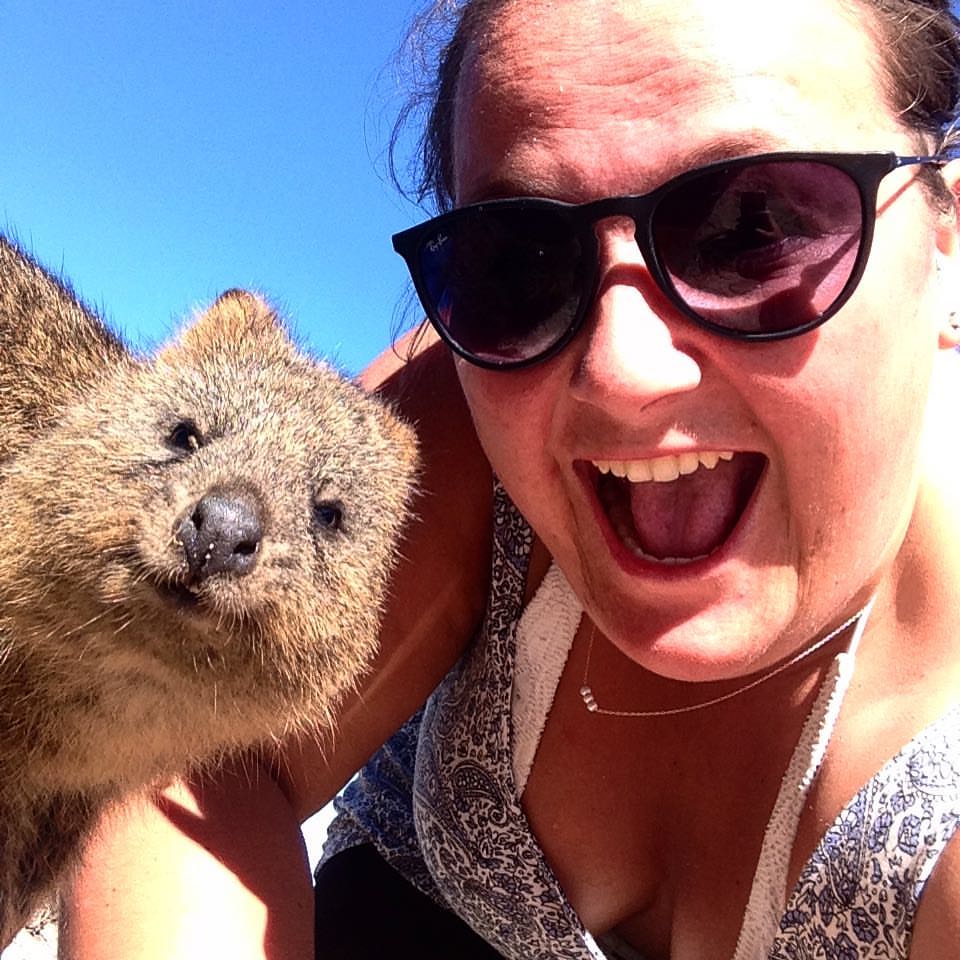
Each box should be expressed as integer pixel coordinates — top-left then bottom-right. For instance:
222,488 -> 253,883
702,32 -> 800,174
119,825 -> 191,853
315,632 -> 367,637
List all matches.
313,500 -> 344,532
168,421 -> 203,453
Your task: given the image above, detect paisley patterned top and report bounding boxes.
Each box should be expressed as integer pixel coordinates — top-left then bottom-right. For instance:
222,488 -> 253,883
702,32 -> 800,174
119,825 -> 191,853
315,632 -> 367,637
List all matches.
321,486 -> 960,959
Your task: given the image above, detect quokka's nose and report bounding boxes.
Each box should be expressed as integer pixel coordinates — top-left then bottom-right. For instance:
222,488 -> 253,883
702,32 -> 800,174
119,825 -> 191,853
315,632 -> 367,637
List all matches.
176,491 -> 263,580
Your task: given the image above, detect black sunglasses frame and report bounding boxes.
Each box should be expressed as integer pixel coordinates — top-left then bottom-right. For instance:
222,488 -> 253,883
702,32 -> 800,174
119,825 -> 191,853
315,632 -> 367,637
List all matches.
392,151 -> 947,371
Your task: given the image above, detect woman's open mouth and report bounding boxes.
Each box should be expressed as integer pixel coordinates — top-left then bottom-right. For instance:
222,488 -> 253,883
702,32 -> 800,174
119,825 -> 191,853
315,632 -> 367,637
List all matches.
592,450 -> 767,564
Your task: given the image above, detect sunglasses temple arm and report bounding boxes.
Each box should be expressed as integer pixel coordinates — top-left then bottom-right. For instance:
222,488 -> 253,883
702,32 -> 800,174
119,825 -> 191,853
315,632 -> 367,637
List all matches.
895,154 -> 949,169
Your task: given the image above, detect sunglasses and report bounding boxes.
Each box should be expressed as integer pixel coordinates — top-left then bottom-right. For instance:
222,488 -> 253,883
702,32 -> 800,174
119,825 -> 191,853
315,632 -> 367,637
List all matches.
392,151 -> 947,370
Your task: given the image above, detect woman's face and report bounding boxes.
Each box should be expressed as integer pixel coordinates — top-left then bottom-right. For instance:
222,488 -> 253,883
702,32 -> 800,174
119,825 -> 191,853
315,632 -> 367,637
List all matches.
450,0 -> 957,680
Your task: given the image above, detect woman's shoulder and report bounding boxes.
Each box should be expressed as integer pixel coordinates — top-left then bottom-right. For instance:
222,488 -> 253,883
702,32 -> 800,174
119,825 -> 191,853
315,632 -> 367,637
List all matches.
361,327 -> 494,549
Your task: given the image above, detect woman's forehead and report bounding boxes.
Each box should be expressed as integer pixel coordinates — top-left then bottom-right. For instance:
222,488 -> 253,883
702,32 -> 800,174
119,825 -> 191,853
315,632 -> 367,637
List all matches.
453,0 -> 896,199
464,0 -> 878,70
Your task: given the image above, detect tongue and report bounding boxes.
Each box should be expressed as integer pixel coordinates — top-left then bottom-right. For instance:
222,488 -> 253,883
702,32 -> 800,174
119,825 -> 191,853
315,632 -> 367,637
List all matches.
629,456 -> 752,560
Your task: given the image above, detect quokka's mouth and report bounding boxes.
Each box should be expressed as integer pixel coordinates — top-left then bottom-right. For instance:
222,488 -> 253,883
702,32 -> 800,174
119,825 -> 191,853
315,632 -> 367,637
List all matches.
144,570 -> 261,638
150,577 -> 202,610
592,450 -> 767,563
104,548 -> 203,613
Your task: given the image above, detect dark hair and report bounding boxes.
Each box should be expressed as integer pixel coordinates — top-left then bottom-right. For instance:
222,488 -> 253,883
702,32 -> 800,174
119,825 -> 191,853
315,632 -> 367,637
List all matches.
852,0 -> 960,202
391,0 -> 960,212
389,0 -> 511,213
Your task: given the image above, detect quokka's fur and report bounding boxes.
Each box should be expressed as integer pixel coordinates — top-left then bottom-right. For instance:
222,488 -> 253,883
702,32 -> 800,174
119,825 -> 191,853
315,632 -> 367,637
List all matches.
0,234 -> 419,946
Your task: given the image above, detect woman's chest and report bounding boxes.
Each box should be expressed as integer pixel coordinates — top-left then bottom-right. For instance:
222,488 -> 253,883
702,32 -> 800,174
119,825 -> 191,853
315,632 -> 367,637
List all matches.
416,609 -> 960,960
520,667 -> 833,960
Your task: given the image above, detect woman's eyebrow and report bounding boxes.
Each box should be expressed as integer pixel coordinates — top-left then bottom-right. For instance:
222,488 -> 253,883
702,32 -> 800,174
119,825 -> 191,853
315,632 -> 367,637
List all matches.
668,131 -> 791,174
456,132 -> 790,205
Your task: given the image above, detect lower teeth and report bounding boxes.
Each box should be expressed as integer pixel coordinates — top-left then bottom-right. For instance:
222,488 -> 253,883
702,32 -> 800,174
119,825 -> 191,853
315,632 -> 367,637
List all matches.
614,519 -> 709,564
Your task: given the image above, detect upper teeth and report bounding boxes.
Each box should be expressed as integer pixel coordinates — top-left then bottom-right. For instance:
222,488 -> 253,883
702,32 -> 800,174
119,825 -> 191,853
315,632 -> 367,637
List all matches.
593,451 -> 735,483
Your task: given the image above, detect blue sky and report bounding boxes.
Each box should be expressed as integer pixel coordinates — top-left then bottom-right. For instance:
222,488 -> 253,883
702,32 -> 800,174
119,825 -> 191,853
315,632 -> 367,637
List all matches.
1,0 -> 426,375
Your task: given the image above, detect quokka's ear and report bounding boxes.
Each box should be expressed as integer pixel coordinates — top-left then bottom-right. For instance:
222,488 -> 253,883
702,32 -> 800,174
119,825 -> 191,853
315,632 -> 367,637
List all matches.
155,288 -> 299,366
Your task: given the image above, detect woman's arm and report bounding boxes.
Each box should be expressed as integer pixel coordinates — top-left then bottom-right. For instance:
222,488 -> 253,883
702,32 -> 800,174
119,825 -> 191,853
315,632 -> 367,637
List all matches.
60,331 -> 494,957
59,763 -> 315,960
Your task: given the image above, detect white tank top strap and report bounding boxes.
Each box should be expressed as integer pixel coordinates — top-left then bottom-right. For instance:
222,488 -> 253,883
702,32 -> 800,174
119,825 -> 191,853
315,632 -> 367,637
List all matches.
511,561 -> 582,795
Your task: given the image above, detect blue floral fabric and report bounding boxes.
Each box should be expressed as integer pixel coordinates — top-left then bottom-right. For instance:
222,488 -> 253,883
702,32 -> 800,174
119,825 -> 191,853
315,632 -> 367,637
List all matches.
769,708 -> 960,958
321,487 -> 960,959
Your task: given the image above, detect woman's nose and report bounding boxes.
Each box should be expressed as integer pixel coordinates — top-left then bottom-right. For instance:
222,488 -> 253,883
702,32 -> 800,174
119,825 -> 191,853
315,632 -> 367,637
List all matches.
569,221 -> 702,409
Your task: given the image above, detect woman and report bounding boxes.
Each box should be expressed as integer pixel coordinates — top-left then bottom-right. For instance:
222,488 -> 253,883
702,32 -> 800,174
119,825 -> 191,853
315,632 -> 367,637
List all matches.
62,0 -> 960,957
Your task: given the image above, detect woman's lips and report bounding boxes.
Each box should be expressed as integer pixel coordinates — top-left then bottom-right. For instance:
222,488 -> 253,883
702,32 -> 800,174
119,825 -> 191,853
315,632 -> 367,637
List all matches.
592,451 -> 767,563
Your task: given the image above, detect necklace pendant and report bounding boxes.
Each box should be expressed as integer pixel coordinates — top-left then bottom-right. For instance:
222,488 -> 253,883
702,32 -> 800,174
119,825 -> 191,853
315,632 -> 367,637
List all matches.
580,685 -> 599,712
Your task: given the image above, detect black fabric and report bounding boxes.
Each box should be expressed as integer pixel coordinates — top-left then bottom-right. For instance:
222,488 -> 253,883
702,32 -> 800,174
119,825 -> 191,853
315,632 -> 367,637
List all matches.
314,844 -> 505,959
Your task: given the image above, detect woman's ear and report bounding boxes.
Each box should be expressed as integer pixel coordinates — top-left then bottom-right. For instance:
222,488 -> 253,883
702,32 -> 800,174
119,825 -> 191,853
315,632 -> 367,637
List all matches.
935,159 -> 960,349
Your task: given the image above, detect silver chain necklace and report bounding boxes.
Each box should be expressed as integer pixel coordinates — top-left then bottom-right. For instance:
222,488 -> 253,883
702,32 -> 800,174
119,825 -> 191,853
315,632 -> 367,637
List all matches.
579,598 -> 875,718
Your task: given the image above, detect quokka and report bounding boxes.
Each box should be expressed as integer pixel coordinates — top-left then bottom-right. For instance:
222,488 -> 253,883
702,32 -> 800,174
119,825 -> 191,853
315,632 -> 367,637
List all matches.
0,234 -> 418,946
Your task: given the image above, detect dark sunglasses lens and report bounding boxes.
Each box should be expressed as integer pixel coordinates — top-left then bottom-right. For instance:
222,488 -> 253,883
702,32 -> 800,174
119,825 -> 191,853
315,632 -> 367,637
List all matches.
416,205 -> 588,365
653,160 -> 863,334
